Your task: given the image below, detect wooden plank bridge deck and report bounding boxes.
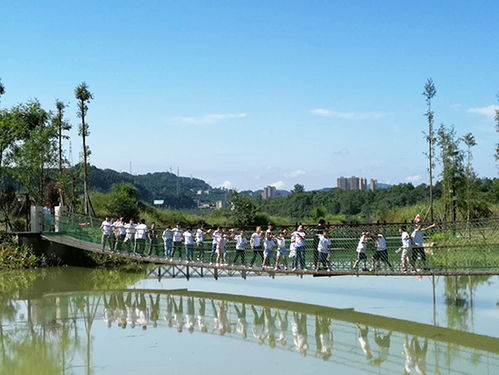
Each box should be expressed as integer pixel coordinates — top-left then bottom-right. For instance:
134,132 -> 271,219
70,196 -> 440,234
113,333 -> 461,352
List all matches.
41,234 -> 499,278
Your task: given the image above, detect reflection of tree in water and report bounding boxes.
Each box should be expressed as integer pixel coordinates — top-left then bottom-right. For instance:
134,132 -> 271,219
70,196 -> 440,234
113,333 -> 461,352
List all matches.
444,275 -> 491,331
440,275 -> 491,370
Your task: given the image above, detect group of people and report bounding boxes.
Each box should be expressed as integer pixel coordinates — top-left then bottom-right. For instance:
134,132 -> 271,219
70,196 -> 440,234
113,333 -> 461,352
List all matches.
352,222 -> 436,273
100,216 -> 436,273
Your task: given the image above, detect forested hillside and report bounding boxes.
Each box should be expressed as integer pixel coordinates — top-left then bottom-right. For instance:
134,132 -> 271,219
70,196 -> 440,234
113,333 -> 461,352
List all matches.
89,166 -> 218,208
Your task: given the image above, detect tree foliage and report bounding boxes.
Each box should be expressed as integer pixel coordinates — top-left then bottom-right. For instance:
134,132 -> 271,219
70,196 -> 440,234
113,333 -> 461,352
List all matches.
7,101 -> 56,205
105,183 -> 141,220
229,192 -> 257,227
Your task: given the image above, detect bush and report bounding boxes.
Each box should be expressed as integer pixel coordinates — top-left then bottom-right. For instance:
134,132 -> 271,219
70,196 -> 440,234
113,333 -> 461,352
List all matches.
0,235 -> 48,269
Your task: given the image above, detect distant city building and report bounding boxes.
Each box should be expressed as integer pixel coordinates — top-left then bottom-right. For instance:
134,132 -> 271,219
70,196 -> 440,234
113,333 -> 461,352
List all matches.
337,176 -> 376,191
215,200 -> 225,209
262,185 -> 277,200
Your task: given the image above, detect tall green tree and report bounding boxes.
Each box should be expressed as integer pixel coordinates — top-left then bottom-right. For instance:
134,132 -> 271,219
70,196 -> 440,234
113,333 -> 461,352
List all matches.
52,100 -> 71,176
8,100 -> 57,205
436,124 -> 465,221
462,133 -> 477,223
292,184 -> 305,194
423,78 -> 437,221
52,100 -> 72,207
229,191 -> 256,227
75,82 -> 94,215
105,183 -> 141,219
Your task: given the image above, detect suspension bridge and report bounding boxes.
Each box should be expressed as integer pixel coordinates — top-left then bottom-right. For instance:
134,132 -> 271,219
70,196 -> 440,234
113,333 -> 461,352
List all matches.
23,208 -> 499,278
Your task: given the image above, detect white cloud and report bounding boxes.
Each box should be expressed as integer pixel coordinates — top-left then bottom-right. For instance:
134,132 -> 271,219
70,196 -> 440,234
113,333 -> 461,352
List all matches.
218,180 -> 233,189
177,113 -> 247,125
467,105 -> 499,118
310,108 -> 333,117
270,180 -> 285,189
406,175 -> 421,183
310,108 -> 387,120
285,169 -> 306,178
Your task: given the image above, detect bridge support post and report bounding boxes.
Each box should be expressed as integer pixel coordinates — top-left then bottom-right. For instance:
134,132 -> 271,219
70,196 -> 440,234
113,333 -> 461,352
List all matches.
54,205 -> 67,233
30,206 -> 43,233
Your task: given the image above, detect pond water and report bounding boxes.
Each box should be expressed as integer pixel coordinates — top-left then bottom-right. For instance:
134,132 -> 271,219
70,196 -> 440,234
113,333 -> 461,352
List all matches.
0,267 -> 498,374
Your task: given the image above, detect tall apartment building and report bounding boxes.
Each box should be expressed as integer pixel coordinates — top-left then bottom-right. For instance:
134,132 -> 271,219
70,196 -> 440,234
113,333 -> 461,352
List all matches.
262,185 -> 277,199
337,176 -> 377,191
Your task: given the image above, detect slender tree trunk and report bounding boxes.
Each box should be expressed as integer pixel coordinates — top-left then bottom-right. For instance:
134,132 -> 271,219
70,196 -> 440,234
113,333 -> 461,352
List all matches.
59,121 -> 63,176
81,101 -> 90,215
429,119 -> 434,222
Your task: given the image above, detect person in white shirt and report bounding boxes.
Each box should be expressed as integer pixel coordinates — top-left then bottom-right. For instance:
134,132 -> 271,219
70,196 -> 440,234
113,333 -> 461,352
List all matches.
370,233 -> 393,271
134,219 -> 148,255
172,224 -> 183,260
399,226 -> 415,273
262,232 -> 275,268
195,225 -> 207,262
100,217 -> 113,250
291,225 -> 307,271
183,228 -> 195,262
210,226 -> 222,264
233,230 -> 248,266
352,232 -> 370,271
113,217 -> 126,252
411,223 -> 435,270
275,231 -> 288,270
216,232 -> 228,265
162,226 -> 173,259
123,219 -> 136,253
316,231 -> 332,270
249,226 -> 263,267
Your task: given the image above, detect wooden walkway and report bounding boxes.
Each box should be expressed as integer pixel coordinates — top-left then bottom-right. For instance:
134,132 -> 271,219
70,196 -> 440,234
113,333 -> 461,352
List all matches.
41,234 -> 499,278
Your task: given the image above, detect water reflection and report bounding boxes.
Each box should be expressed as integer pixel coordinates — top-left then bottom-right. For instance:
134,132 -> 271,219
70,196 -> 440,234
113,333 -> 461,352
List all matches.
2,286 -> 498,375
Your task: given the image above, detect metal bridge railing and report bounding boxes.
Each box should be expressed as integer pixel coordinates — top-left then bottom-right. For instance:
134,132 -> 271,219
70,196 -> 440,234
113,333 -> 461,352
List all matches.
42,214 -> 499,273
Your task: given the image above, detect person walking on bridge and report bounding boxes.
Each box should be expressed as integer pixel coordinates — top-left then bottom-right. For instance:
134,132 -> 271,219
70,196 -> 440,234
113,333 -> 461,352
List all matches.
183,228 -> 195,263
147,222 -> 158,256
370,232 -> 393,271
195,225 -> 207,262
291,225 -> 307,271
124,219 -> 136,253
114,217 -> 126,252
399,226 -> 415,273
352,232 -> 370,271
316,230 -> 332,271
249,226 -> 263,268
134,219 -> 148,255
162,226 -> 173,259
411,223 -> 435,271
233,230 -> 248,266
172,224 -> 183,260
209,226 -> 222,264
100,216 -> 113,251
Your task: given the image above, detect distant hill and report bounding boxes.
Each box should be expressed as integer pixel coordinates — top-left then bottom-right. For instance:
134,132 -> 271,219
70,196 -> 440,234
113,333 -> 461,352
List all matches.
89,166 -> 226,208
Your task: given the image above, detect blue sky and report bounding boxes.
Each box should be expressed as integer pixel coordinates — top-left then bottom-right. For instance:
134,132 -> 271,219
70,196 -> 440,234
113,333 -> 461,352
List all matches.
1,0 -> 498,190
